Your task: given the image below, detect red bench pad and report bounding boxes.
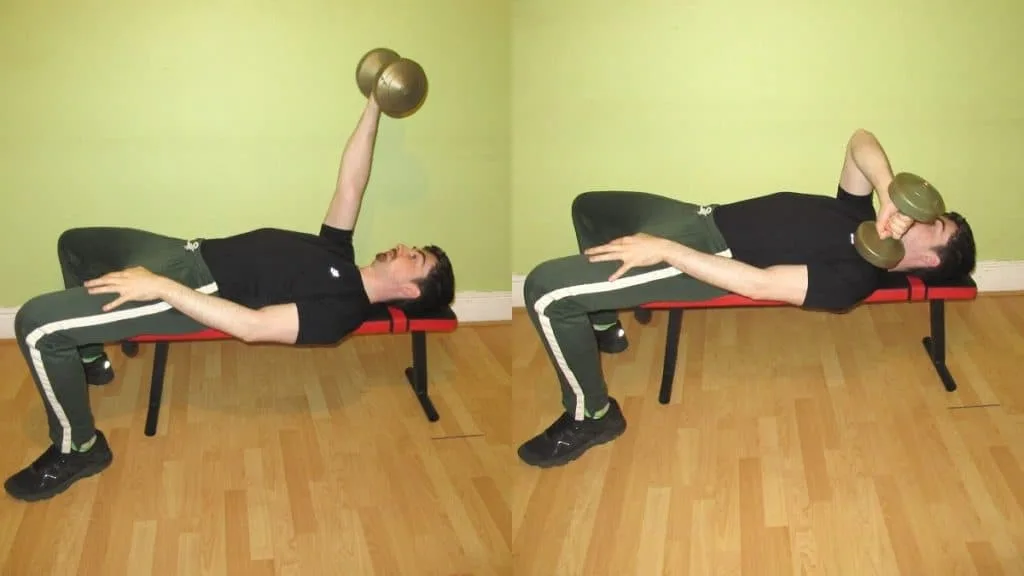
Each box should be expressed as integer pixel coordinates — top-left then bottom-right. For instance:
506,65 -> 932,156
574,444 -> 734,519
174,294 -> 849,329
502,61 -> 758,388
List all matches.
126,304 -> 457,343
640,273 -> 977,310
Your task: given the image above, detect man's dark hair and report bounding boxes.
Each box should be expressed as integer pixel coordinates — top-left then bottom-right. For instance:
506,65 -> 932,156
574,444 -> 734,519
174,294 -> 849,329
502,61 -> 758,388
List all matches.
392,245 -> 455,316
906,211 -> 976,283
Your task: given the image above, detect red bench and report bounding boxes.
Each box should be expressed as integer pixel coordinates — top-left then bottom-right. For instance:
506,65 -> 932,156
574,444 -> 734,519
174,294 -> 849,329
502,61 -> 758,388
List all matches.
634,273 -> 978,404
118,304 -> 458,435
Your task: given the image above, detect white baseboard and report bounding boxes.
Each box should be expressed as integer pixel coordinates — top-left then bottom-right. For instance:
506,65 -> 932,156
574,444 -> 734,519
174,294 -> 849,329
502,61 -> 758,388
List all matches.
0,309 -> 15,340
0,290 -> 512,340
513,274 -> 525,308
451,290 -> 512,322
970,260 -> 1024,293
511,260 -> 1024,308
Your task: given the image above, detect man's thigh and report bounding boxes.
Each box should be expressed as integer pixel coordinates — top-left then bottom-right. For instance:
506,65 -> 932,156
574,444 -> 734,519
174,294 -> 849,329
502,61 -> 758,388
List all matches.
16,286 -> 209,348
523,253 -> 727,317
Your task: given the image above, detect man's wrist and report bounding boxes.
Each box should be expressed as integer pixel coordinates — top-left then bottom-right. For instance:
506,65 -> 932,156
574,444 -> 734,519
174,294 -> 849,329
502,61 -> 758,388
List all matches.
658,239 -> 685,269
156,277 -> 182,301
876,176 -> 895,204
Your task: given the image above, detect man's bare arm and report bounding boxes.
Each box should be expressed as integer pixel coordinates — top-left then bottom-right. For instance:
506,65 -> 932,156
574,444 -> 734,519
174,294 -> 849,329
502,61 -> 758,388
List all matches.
323,96 -> 383,231
661,242 -> 809,305
841,129 -> 896,204
158,280 -> 299,344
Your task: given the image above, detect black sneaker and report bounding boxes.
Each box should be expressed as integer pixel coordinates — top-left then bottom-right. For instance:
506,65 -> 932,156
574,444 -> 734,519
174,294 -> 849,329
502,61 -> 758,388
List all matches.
4,431 -> 113,502
518,398 -> 627,468
84,353 -> 114,386
595,321 -> 629,354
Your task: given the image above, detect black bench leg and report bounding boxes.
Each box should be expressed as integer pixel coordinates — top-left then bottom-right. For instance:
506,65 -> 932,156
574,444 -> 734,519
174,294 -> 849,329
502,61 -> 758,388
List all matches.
634,308 -> 653,325
922,299 -> 957,392
145,342 -> 169,436
659,309 -> 684,404
404,331 -> 440,422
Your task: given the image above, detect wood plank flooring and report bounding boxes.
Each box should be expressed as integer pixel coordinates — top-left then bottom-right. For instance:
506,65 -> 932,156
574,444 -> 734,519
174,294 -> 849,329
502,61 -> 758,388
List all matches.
511,294 -> 1024,575
2,294 -> 1024,574
0,323 -> 512,576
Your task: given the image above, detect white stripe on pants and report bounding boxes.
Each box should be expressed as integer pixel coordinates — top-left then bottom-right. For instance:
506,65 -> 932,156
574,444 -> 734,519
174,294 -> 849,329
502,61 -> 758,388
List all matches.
25,282 -> 218,452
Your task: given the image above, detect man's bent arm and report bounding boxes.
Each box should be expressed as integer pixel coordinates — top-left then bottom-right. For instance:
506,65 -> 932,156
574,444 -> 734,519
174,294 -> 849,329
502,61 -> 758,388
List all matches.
323,97 -> 383,231
157,280 -> 299,344
841,129 -> 896,204
660,242 -> 809,305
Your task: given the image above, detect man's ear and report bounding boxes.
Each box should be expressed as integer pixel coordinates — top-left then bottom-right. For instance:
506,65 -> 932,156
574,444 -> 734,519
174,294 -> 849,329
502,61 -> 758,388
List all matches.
399,282 -> 421,300
924,249 -> 941,268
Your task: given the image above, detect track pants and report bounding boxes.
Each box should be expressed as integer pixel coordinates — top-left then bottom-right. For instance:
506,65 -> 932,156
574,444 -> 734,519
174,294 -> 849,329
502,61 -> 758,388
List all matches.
523,191 -> 733,420
14,227 -> 219,453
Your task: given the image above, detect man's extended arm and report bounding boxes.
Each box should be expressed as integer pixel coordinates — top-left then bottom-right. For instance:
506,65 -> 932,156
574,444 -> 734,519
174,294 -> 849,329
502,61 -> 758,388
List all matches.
659,242 -> 809,305
586,234 -> 809,306
157,280 -> 300,344
323,96 -> 383,231
841,129 -> 896,204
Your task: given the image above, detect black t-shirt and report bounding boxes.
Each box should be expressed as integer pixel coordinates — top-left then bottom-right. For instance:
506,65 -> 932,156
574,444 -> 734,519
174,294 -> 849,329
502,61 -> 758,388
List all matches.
198,224 -> 373,345
711,186 -> 885,311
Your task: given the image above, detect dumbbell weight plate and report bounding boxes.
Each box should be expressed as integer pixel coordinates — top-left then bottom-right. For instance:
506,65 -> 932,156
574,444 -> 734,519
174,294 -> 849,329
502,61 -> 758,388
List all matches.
854,221 -> 905,269
889,172 -> 946,222
374,58 -> 428,118
356,48 -> 401,99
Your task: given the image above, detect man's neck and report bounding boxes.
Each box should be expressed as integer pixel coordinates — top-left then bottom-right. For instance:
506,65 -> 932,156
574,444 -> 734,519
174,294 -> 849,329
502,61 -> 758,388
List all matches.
359,266 -> 388,303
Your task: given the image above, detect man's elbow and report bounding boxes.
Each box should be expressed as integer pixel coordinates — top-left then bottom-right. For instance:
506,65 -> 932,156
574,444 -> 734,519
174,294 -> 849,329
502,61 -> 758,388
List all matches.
241,311 -> 296,344
848,128 -> 880,151
236,323 -> 264,344
754,268 -> 808,306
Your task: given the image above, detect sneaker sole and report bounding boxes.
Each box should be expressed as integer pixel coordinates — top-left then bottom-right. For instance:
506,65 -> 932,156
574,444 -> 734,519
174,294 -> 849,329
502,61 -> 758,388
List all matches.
86,372 -> 115,386
598,339 -> 629,354
520,420 -> 627,468
5,455 -> 113,502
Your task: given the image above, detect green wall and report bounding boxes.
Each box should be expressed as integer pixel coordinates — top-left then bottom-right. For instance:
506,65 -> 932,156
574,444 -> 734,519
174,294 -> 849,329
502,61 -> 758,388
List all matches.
4,1 -> 1022,305
0,1 -> 510,307
512,0 -> 1023,274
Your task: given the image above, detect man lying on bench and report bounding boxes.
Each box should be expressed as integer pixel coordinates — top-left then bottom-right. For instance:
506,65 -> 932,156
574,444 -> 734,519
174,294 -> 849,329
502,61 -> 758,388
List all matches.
518,128 -> 976,469
5,93 -> 456,503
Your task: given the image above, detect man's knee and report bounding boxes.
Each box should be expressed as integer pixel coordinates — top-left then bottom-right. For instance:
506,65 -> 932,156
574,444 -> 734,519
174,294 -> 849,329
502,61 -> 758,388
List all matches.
523,260 -> 563,309
571,191 -> 601,220
57,228 -> 88,256
14,296 -> 46,343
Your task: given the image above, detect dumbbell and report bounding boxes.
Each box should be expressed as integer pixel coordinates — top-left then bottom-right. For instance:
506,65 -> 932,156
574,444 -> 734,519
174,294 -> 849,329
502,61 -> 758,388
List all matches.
355,48 -> 428,118
854,172 -> 946,269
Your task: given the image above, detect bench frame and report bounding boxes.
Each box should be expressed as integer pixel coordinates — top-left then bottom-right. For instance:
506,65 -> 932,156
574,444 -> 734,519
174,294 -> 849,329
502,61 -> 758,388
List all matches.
633,274 -> 976,404
117,306 -> 456,436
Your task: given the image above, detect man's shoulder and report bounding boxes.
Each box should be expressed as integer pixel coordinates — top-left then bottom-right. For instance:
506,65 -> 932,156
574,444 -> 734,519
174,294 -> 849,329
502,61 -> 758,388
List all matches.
319,223 -> 354,242
294,293 -> 374,345
804,258 -> 883,311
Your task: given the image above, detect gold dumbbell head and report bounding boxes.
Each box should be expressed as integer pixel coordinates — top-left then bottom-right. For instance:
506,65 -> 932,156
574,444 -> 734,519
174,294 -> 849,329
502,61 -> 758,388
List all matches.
356,48 -> 401,99
889,172 -> 946,223
854,220 -> 905,269
374,58 -> 428,118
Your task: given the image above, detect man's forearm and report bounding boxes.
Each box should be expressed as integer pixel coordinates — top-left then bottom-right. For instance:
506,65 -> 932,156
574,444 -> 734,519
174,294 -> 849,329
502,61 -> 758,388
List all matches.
335,99 -> 382,195
659,241 -> 769,300
848,129 -> 895,204
157,280 -> 263,342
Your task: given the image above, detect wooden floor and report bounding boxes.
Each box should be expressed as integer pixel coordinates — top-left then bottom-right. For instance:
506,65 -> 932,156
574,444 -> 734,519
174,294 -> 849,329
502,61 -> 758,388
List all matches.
510,294 -> 1024,576
2,294 -> 1024,574
0,323 -> 513,576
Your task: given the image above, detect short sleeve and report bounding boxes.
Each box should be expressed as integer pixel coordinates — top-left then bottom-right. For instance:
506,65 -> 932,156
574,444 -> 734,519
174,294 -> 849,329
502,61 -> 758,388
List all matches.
319,224 -> 356,262
294,297 -> 355,345
803,260 -> 881,312
836,185 -> 876,217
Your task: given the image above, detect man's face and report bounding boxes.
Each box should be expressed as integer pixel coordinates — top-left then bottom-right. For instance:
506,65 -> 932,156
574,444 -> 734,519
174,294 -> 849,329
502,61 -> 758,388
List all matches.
372,243 -> 437,294
900,216 -> 956,268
